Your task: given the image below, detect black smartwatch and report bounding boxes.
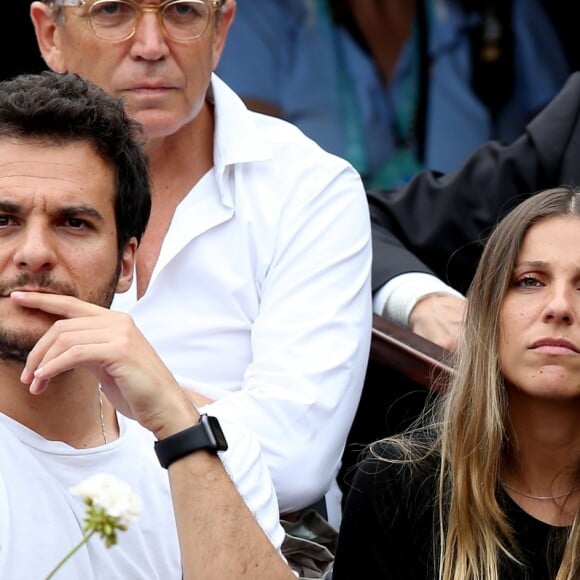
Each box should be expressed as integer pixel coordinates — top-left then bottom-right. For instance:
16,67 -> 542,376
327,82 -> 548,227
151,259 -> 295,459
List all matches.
154,414 -> 228,469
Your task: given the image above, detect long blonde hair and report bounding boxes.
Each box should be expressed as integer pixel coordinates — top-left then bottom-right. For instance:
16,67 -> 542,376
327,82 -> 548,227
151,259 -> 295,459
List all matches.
373,186 -> 580,579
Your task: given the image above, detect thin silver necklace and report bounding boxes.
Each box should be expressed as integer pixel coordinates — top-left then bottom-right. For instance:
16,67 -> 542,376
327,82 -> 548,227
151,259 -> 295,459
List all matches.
98,385 -> 108,444
502,481 -> 580,501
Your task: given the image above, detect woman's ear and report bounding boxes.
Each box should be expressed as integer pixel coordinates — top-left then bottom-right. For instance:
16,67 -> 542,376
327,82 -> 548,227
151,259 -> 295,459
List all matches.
30,1 -> 68,73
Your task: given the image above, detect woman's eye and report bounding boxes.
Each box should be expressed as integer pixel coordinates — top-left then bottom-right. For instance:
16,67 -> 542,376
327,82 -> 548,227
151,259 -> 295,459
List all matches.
516,276 -> 541,288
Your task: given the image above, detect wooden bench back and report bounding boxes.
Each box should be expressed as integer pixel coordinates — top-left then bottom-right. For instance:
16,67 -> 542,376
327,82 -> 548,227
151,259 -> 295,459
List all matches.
339,315 -> 454,498
370,314 -> 454,391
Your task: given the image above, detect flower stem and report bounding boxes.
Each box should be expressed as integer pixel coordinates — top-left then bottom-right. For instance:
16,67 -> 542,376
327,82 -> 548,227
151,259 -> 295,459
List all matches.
45,529 -> 96,579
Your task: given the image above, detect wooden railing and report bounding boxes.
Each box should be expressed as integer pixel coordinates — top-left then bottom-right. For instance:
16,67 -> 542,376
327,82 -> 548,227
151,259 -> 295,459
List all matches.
370,313 -> 454,392
339,315 -> 454,495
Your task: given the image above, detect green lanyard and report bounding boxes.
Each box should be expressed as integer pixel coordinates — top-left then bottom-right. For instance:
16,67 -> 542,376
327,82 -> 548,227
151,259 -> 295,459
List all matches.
315,0 -> 431,189
316,0 -> 368,177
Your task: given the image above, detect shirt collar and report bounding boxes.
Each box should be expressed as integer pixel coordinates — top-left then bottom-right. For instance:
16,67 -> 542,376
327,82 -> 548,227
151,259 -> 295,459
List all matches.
210,73 -> 273,175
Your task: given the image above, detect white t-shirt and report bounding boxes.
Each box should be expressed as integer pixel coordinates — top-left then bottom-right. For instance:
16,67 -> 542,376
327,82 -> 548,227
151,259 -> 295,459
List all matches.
0,412 -> 284,579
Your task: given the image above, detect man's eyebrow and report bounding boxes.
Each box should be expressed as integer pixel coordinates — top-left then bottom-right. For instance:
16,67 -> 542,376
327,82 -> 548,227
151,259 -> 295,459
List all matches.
57,205 -> 105,222
0,201 -> 21,214
0,200 -> 105,222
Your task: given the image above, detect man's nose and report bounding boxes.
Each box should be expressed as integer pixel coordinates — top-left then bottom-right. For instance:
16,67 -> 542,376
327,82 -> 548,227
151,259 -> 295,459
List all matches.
12,226 -> 58,273
129,10 -> 170,59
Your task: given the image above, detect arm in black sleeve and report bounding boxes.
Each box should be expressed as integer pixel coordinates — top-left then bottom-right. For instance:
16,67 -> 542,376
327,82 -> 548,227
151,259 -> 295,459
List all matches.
370,71 -> 580,295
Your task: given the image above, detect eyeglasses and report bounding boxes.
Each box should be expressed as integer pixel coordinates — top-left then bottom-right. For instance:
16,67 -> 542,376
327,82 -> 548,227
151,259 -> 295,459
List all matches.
49,0 -> 226,42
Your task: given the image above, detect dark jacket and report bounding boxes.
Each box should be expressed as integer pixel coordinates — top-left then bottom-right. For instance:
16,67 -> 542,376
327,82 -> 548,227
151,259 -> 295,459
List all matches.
370,71 -> 580,294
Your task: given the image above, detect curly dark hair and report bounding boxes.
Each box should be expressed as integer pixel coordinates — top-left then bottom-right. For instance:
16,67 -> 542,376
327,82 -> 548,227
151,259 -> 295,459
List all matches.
0,70 -> 151,254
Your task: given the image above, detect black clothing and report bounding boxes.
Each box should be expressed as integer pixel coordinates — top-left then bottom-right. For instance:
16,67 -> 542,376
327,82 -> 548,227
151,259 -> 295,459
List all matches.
540,1 -> 580,71
334,442 -> 567,579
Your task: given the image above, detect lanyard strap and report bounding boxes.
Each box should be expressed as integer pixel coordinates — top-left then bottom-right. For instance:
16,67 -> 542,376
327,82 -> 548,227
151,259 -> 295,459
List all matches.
315,0 -> 369,176
315,0 -> 432,186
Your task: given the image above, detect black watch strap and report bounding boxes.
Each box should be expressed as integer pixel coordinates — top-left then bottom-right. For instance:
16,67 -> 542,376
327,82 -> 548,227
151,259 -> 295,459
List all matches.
154,414 -> 228,469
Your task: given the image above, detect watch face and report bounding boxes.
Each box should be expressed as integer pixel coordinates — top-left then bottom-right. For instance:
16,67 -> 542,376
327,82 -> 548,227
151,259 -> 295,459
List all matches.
206,415 -> 228,451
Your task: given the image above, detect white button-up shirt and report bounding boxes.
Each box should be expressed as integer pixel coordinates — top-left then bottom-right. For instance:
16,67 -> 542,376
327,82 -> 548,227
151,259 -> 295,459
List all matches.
113,75 -> 372,524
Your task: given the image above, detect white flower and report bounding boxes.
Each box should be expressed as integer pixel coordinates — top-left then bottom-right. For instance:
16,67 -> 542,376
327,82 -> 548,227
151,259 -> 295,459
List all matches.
46,474 -> 142,578
70,473 -> 142,525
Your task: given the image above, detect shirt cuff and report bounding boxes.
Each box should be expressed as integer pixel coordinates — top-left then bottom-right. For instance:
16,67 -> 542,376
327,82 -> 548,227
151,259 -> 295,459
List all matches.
372,273 -> 464,327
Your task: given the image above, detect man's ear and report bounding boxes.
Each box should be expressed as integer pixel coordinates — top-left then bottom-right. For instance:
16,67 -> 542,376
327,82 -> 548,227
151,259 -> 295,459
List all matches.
212,0 -> 236,70
30,1 -> 68,72
115,238 -> 138,294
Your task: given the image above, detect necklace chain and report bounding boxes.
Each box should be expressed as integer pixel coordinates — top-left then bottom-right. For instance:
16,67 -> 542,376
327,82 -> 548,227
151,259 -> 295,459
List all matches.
502,481 -> 580,501
98,385 -> 108,445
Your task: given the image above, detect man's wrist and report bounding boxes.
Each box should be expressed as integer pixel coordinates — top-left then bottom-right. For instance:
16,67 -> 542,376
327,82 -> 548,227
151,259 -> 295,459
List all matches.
154,414 -> 228,469
149,388 -> 202,441
375,273 -> 464,327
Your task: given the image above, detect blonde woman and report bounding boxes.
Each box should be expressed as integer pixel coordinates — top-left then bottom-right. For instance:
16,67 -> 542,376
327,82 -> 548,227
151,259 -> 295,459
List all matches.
334,186 -> 580,579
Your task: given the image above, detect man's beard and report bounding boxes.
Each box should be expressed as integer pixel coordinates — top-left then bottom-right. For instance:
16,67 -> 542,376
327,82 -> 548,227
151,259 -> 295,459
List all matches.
0,330 -> 43,365
0,268 -> 120,365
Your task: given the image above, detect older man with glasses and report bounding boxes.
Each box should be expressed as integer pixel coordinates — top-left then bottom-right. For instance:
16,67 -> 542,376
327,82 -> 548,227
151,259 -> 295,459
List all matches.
30,0 -> 372,574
